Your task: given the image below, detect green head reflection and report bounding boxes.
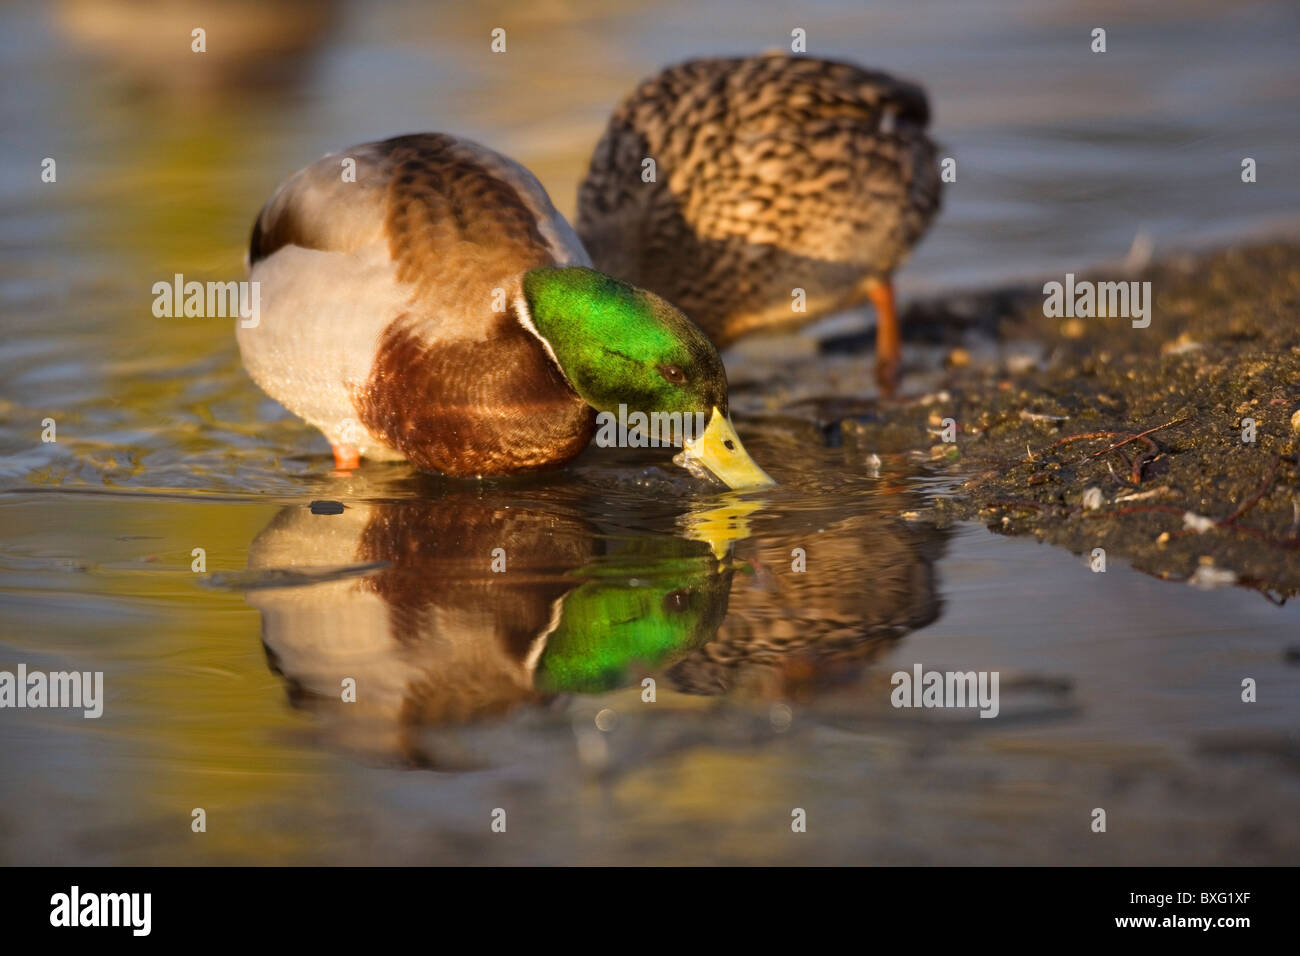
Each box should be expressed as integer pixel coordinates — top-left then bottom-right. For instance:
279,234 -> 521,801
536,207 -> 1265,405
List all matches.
538,548 -> 734,694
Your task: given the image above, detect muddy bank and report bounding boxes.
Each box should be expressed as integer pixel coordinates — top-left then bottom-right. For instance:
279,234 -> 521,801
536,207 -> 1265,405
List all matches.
740,240 -> 1300,599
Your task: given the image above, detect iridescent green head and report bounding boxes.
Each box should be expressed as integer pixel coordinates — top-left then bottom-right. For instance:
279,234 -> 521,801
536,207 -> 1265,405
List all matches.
520,266 -> 774,489
522,266 -> 726,415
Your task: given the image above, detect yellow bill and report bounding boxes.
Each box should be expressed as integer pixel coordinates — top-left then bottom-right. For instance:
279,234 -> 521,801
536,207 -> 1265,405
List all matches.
682,407 -> 775,490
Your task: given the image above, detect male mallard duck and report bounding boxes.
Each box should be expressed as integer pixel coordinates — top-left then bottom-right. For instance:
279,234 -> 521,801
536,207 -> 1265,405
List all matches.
576,53 -> 942,395
238,132 -> 771,488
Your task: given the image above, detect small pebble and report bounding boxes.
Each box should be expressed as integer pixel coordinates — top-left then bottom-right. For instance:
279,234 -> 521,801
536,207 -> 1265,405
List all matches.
1188,565 -> 1236,590
770,702 -> 793,732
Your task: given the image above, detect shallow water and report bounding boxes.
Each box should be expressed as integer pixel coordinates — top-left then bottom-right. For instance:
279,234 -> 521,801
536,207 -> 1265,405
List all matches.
2,0 -> 1299,864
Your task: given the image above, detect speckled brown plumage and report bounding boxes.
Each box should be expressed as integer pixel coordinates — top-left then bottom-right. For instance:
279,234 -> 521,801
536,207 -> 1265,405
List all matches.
577,53 -> 942,345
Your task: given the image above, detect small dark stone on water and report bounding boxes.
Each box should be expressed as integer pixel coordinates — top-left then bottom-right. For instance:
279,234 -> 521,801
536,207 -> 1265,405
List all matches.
1284,645 -> 1300,664
310,500 -> 345,515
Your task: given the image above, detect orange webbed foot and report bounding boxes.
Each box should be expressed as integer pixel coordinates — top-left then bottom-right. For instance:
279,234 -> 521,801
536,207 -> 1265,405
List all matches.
866,276 -> 902,398
875,351 -> 902,399
331,444 -> 361,472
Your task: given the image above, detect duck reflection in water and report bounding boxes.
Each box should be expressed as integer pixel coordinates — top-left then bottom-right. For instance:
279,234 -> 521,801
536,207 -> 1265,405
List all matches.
244,490 -> 945,765
672,508 -> 945,697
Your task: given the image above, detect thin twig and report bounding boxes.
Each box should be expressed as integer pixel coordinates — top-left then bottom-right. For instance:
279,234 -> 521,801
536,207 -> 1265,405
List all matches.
1224,455 -> 1282,525
1051,431 -> 1123,450
983,498 -> 1046,513
1086,416 -> 1191,460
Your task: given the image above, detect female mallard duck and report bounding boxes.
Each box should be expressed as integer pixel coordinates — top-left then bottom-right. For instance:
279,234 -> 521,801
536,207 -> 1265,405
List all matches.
576,53 -> 942,395
238,132 -> 771,488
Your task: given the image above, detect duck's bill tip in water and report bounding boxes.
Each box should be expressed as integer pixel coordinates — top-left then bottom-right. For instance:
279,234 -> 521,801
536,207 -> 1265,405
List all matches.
680,407 -> 776,490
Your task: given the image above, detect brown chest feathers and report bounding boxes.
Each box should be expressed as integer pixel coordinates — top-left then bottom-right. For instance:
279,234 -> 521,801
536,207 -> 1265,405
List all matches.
356,311 -> 596,477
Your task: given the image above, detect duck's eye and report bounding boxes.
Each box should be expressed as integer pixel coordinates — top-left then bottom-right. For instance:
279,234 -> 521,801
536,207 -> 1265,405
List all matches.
658,364 -> 687,385
663,588 -> 691,613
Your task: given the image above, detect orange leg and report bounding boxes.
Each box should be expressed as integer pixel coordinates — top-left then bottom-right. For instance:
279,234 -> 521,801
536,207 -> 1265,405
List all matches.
866,276 -> 901,397
332,444 -> 360,471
